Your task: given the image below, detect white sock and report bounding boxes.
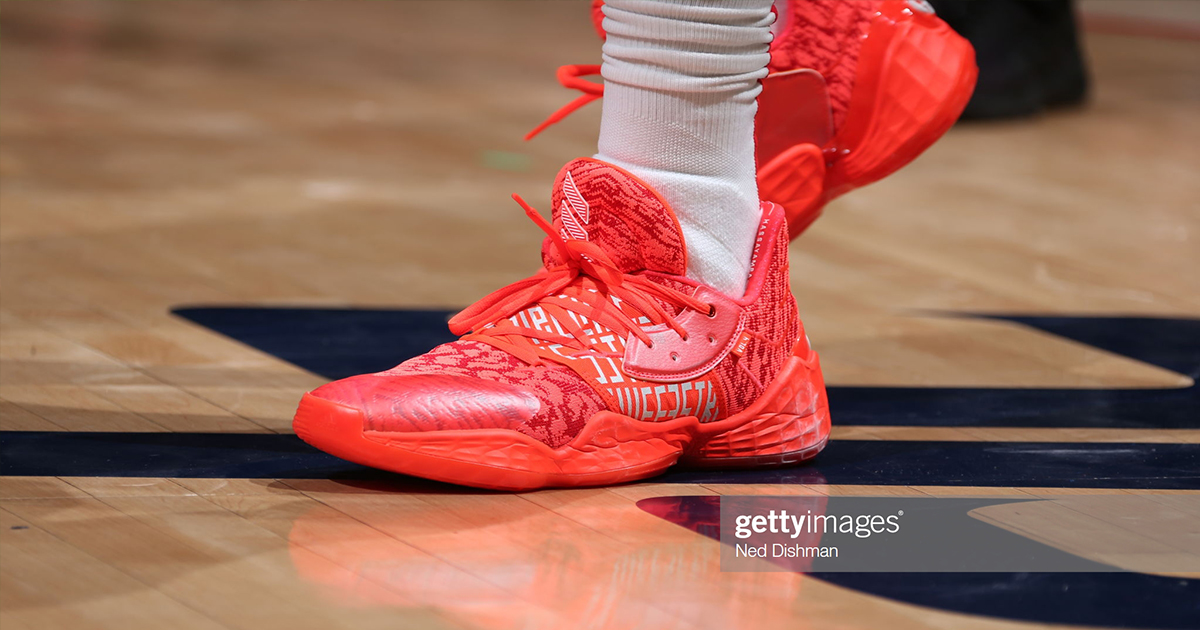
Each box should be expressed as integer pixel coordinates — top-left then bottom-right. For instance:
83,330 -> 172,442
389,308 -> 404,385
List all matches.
595,0 -> 774,296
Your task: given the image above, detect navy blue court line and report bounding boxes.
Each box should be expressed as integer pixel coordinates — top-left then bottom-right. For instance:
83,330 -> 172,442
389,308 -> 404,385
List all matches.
171,309 -> 1200,429
3,432 -> 1196,489
833,315 -> 1199,429
638,495 -> 1200,630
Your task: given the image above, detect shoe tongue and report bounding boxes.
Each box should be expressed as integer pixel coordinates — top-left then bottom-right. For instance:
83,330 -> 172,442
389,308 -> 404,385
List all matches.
542,158 -> 687,276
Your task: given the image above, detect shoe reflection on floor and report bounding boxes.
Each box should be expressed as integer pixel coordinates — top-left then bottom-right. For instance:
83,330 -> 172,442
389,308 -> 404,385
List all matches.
286,477 -> 829,630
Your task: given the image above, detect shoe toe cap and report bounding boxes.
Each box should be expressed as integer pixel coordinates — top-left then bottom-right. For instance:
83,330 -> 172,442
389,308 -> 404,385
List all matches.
309,373 -> 542,433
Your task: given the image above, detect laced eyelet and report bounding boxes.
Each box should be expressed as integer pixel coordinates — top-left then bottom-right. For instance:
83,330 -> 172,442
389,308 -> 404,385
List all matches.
706,304 -> 717,318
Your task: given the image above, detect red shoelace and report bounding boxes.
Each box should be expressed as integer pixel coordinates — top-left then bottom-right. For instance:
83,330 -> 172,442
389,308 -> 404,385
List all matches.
448,194 -> 712,367
524,65 -> 604,141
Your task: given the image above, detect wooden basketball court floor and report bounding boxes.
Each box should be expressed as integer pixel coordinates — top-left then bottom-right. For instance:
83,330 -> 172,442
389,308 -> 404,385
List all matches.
1,2 -> 1197,629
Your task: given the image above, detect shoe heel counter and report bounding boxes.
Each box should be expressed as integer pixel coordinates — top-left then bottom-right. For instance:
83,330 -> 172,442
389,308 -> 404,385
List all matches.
715,203 -> 802,411
689,204 -> 827,467
764,202 -> 803,372
686,339 -> 830,467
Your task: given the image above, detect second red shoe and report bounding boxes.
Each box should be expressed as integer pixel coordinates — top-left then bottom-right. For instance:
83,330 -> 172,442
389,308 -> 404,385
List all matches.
532,0 -> 977,240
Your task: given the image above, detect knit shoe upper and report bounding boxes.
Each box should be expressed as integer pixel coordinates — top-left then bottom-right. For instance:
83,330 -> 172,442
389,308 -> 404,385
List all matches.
308,158 -> 801,448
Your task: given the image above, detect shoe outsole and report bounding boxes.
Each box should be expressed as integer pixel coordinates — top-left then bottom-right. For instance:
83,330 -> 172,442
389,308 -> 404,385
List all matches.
760,2 -> 979,239
294,340 -> 830,491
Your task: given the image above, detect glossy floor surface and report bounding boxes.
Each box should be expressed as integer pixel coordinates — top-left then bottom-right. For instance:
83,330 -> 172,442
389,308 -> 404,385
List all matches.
1,2 -> 1198,629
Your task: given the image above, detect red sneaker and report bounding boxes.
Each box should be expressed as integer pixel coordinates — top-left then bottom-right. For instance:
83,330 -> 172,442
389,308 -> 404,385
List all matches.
529,0 -> 977,240
293,159 -> 830,490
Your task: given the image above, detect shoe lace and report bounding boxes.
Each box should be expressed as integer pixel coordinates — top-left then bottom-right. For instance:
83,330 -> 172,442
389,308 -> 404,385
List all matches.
448,194 -> 712,367
524,64 -> 605,141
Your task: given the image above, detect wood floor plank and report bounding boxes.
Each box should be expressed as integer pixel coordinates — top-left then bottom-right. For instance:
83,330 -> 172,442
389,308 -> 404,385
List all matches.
834,426 -> 1200,443
0,507 -> 231,630
0,399 -> 64,431
4,495 -> 458,630
0,477 -> 92,500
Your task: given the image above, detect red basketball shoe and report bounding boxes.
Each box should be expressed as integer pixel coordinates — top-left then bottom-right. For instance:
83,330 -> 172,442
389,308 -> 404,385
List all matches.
293,159 -> 829,490
529,0 -> 977,240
